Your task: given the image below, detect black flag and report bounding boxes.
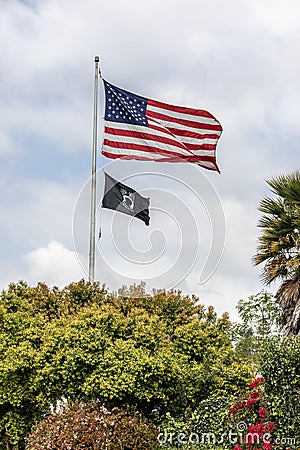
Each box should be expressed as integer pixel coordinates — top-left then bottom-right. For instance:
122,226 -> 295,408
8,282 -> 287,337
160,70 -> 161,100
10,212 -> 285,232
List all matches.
102,173 -> 150,226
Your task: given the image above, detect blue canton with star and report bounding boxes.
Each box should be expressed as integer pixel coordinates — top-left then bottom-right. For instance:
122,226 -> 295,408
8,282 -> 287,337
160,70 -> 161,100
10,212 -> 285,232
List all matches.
104,80 -> 149,126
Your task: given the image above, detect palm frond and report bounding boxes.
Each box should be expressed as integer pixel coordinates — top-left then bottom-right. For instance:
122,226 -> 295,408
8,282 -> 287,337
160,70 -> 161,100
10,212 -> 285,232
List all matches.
254,170 -> 300,288
275,276 -> 300,335
267,171 -> 300,203
258,196 -> 285,216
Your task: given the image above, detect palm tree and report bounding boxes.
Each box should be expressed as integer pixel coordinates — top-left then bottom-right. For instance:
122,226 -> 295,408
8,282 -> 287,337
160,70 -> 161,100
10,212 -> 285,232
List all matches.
253,170 -> 300,335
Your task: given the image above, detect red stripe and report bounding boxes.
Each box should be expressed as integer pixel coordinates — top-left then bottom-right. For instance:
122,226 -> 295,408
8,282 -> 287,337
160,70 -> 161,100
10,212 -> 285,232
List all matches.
102,151 -> 188,162
185,156 -> 219,172
104,126 -> 188,150
105,126 -> 216,152
102,150 -> 218,168
184,155 -> 216,163
102,151 -> 158,162
147,122 -> 220,141
148,98 -> 221,122
104,134 -> 215,154
147,109 -> 222,132
166,127 -> 221,140
186,143 -> 216,151
103,139 -> 192,158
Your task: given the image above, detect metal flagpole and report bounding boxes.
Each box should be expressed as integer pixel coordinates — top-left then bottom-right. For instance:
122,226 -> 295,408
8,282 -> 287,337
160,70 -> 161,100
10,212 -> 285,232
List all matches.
88,55 -> 100,281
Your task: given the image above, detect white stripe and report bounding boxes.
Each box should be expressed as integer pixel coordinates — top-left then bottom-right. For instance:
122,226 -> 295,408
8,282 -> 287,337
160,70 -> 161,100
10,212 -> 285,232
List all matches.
148,117 -> 222,136
104,132 -> 194,157
187,149 -> 215,156
105,120 -> 183,144
179,136 -> 218,145
102,146 -> 216,162
104,121 -> 194,156
103,132 -> 215,157
102,145 -> 176,160
148,104 -> 220,126
106,119 -> 221,139
197,161 -> 217,170
105,121 -> 218,151
105,120 -> 179,141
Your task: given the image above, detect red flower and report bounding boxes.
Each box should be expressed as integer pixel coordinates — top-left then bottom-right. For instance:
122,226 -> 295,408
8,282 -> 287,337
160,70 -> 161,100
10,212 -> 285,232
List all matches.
258,407 -> 267,418
229,402 -> 245,413
229,403 -> 239,413
246,393 -> 260,408
233,446 -> 243,450
249,377 -> 265,389
262,442 -> 272,450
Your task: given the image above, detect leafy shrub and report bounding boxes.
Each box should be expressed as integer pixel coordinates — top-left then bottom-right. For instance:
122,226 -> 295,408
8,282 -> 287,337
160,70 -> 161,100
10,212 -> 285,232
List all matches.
25,401 -> 159,449
258,336 -> 300,449
158,396 -> 232,449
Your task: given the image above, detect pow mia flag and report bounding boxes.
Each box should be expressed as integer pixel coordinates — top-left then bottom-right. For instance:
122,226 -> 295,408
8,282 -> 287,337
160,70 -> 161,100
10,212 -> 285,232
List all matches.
102,173 -> 150,226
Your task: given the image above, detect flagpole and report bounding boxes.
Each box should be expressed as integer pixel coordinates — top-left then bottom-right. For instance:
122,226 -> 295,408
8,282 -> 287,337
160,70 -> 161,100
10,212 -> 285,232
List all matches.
88,55 -> 100,281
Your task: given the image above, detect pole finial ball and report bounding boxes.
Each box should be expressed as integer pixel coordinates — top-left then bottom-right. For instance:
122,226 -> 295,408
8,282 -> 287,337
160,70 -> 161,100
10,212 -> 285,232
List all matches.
95,56 -> 100,62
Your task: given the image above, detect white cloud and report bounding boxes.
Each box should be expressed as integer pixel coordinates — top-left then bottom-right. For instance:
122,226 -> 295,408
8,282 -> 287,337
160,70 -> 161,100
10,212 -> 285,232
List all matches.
0,0 -> 298,318
23,240 -> 85,286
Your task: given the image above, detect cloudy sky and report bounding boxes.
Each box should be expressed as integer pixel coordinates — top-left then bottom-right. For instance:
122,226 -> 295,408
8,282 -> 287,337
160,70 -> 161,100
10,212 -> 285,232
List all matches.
1,0 -> 299,320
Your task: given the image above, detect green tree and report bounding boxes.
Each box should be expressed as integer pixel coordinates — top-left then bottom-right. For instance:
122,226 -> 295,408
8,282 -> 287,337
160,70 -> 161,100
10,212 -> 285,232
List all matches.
117,281 -> 147,299
0,280 -> 107,449
0,281 -> 252,449
231,291 -> 282,359
254,171 -> 300,335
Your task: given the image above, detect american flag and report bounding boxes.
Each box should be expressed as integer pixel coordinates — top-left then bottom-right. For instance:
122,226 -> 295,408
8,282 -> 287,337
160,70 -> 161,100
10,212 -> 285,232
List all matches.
101,80 -> 222,172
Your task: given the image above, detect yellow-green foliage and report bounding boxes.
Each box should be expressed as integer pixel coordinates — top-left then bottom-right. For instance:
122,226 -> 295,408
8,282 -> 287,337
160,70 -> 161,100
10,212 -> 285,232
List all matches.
0,280 -> 252,449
